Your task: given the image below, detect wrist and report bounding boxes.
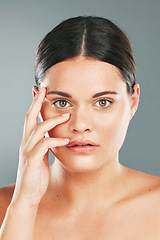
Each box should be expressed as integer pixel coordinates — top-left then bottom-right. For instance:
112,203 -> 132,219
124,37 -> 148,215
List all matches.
0,198 -> 38,240
9,198 -> 38,217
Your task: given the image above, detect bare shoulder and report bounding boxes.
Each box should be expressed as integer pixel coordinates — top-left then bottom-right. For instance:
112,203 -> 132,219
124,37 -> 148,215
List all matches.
0,183 -> 15,227
126,167 -> 160,209
126,166 -> 160,192
129,167 -> 160,188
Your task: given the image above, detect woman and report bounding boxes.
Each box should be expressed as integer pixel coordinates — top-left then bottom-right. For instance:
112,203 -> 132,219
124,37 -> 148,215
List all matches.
0,16 -> 160,239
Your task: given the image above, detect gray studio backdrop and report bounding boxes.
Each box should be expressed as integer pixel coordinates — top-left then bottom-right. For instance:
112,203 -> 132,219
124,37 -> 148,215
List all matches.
0,0 -> 160,187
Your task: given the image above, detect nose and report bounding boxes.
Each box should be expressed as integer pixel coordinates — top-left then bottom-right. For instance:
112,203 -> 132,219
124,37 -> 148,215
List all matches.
68,106 -> 93,134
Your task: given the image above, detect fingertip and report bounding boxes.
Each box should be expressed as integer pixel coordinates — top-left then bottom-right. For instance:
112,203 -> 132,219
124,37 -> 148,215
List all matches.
61,113 -> 70,118
64,138 -> 70,143
38,87 -> 47,102
39,86 -> 46,94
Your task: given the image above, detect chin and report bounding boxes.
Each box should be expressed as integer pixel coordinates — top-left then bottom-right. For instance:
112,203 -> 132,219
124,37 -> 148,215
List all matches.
50,147 -> 103,174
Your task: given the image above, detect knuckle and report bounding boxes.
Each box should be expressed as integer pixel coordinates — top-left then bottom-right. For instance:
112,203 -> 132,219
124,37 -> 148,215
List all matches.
26,149 -> 34,162
34,122 -> 46,136
41,138 -> 52,149
21,147 -> 28,159
41,138 -> 48,145
19,139 -> 26,151
34,124 -> 39,132
41,138 -> 46,144
26,154 -> 32,165
25,112 -> 30,120
34,123 -> 41,133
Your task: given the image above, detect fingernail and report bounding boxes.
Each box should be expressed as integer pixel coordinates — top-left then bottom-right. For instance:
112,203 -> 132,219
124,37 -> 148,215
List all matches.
61,113 -> 70,118
64,138 -> 70,142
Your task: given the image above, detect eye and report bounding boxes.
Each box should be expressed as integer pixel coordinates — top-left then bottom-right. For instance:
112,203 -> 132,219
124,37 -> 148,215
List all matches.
94,99 -> 113,108
51,99 -> 72,109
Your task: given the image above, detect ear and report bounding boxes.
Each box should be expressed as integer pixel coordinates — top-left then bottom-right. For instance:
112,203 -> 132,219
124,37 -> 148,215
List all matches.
32,86 -> 44,122
32,86 -> 38,98
129,84 -> 140,120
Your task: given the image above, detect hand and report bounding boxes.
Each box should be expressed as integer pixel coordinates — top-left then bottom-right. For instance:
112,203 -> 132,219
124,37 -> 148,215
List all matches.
11,87 -> 70,207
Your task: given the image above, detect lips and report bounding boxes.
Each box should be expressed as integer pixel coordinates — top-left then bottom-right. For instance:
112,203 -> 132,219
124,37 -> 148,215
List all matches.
66,139 -> 98,153
67,139 -> 98,147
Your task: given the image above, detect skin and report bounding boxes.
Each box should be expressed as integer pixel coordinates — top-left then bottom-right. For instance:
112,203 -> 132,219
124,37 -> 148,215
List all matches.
41,60 -> 133,175
1,56 -> 160,240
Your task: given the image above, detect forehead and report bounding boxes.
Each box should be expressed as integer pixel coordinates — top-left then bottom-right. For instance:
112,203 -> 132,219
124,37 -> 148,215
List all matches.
43,57 -> 127,94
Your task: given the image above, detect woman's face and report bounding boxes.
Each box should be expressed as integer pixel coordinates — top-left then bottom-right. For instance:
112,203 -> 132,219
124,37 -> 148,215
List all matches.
39,57 -> 139,173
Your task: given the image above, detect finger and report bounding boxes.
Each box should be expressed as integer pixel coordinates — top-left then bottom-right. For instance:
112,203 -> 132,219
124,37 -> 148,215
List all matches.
43,151 -> 49,167
27,137 -> 70,168
23,87 -> 46,143
25,113 -> 70,153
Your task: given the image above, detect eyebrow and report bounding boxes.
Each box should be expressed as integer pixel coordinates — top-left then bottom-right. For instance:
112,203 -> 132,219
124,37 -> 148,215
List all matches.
92,91 -> 118,98
47,90 -> 118,98
47,91 -> 72,98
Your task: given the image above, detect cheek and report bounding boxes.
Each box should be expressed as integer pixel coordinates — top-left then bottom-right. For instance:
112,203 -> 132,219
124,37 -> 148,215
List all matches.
40,101 -> 68,137
96,103 -> 130,148
41,99 -> 130,145
48,124 -> 67,138
40,100 -> 53,120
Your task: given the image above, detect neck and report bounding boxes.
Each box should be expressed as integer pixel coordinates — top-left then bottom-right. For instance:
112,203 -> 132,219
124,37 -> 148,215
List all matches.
49,155 -> 129,211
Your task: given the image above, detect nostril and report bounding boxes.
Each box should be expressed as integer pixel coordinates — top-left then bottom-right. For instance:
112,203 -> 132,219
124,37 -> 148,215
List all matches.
72,128 -> 90,133
69,115 -> 92,133
85,128 -> 90,131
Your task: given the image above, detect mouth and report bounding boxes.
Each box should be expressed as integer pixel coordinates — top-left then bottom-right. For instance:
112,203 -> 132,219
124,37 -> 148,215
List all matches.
66,140 -> 98,153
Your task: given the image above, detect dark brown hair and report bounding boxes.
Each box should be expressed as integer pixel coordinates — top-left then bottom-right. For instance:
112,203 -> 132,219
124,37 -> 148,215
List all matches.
35,16 -> 136,94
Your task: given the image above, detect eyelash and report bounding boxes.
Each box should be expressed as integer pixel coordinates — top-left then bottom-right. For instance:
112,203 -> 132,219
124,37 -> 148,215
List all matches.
94,99 -> 113,108
51,98 -> 113,110
51,99 -> 72,109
